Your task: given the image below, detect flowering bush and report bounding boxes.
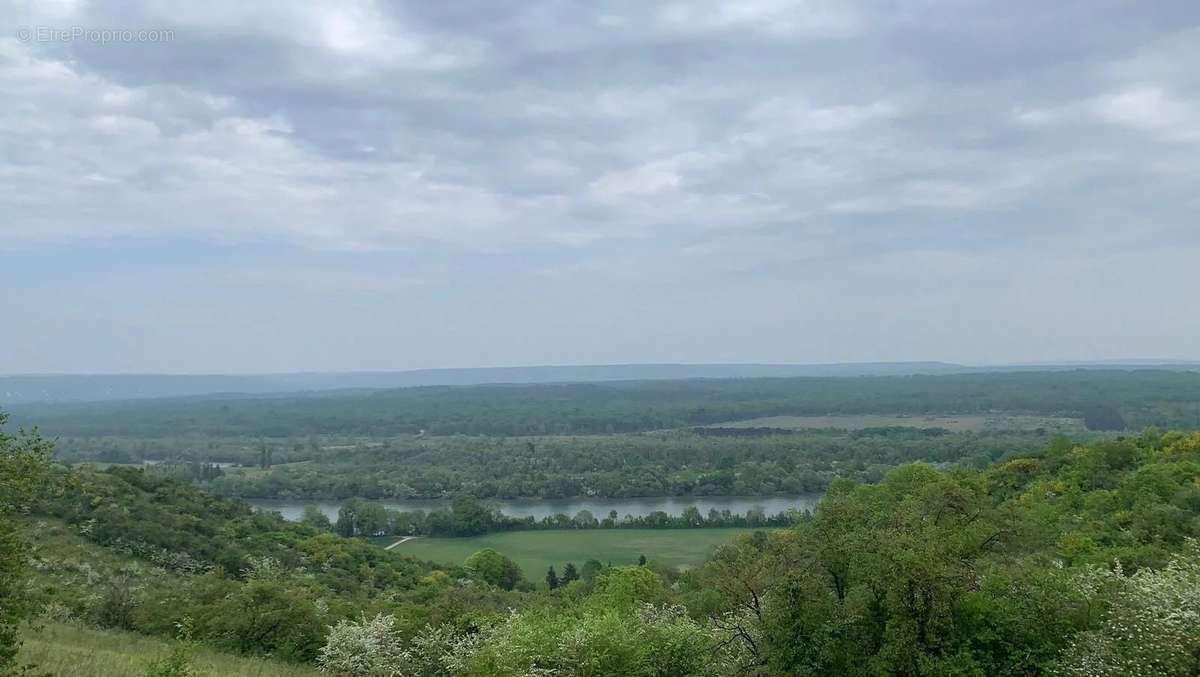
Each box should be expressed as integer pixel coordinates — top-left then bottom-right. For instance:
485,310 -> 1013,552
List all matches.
1057,540 -> 1200,676
318,613 -> 410,677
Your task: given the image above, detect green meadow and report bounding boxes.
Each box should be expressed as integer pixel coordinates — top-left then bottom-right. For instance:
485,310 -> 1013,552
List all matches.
19,622 -> 320,677
388,527 -> 770,578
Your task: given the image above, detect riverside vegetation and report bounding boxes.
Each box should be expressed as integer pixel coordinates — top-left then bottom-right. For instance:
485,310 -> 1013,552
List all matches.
24,370 -> 1200,504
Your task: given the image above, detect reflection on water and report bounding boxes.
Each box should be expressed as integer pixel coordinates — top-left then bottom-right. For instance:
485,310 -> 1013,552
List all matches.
248,494 -> 822,523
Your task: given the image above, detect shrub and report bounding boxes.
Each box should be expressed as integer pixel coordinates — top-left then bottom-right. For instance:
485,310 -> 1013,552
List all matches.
1056,541 -> 1200,676
318,614 -> 409,677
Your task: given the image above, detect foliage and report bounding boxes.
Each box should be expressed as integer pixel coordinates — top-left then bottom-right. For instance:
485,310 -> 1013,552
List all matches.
463,549 -> 524,591
301,505 -> 332,530
677,430 -> 1200,675
18,370 -> 1200,439
142,621 -> 198,677
456,602 -> 745,676
0,411 -> 53,674
14,403 -> 1200,676
317,613 -> 410,677
591,566 -> 668,609
1056,540 -> 1200,676
1082,405 -> 1127,431
18,371 -> 1200,505
197,580 -> 327,661
36,466 -> 432,592
24,463 -> 502,666
57,427 -> 1064,501
343,497 -> 793,538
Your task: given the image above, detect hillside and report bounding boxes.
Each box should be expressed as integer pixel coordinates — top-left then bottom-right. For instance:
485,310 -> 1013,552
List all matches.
19,623 -> 319,677
4,415 -> 1200,675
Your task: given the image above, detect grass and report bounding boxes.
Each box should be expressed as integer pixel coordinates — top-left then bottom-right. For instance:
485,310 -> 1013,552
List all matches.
18,622 -> 320,677
389,527 -> 770,578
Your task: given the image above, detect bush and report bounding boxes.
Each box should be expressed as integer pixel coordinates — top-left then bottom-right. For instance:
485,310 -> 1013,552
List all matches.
142,647 -> 196,677
318,614 -> 408,677
458,602 -> 740,676
200,581 -> 325,662
1056,541 -> 1200,676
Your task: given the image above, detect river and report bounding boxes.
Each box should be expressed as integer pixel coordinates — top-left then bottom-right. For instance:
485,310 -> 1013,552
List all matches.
248,494 -> 822,523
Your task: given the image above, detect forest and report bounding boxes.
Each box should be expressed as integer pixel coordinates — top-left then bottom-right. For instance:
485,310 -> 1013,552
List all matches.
17,369 -> 1200,503
199,428 -> 1059,500
15,369 -> 1200,439
3,407 -> 1200,675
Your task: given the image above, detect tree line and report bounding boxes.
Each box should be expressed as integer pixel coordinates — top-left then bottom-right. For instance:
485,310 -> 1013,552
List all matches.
16,369 -> 1200,439
322,495 -> 794,538
207,427 -> 1056,500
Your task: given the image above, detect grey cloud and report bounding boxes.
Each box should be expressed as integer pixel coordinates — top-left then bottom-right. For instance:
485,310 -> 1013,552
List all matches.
1,1 -> 1199,370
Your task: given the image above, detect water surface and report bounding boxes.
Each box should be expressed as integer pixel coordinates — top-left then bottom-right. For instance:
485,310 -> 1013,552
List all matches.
249,494 -> 821,523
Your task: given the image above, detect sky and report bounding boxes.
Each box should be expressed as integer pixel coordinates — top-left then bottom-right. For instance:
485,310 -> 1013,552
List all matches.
1,1 -> 1198,374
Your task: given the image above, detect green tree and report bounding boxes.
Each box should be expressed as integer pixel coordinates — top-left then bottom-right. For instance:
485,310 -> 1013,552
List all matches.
1082,405 -> 1126,431
561,562 -> 580,584
450,495 -> 495,535
0,410 -> 53,672
458,589 -> 743,676
572,509 -> 597,529
356,501 -> 389,536
593,566 -> 669,610
546,566 -> 560,590
464,549 -> 524,590
201,580 -> 325,662
300,504 -> 331,530
581,559 -> 605,582
335,499 -> 360,537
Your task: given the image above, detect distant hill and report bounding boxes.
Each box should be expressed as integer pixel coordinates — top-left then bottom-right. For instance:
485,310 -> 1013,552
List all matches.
1,361 -> 1196,405
0,363 -> 965,404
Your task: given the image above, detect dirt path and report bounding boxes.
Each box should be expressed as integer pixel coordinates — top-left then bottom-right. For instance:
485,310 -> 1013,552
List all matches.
384,536 -> 420,550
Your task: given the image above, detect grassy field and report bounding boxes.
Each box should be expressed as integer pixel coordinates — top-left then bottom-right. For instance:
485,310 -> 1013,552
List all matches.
390,528 -> 768,578
18,622 -> 320,677
707,413 -> 1085,432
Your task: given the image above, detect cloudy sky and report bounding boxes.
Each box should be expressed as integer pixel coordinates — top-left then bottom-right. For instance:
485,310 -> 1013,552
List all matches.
1,1 -> 1198,373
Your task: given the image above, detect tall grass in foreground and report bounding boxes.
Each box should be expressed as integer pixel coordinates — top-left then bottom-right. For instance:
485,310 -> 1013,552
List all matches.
19,622 -> 320,677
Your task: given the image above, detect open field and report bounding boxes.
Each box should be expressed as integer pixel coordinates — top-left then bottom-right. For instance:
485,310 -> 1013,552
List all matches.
706,413 -> 1086,433
18,622 -> 320,677
391,528 -> 769,578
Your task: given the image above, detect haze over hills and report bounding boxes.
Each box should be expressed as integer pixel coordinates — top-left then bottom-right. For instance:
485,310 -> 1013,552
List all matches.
0,363 -> 960,404
2,360 -> 1197,405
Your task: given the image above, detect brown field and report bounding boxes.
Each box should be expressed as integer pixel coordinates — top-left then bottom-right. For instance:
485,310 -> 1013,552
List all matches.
706,414 -> 1085,433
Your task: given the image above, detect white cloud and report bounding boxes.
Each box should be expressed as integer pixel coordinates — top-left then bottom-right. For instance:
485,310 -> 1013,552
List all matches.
657,0 -> 862,38
590,159 -> 684,198
1092,85 -> 1200,141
